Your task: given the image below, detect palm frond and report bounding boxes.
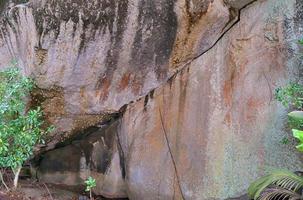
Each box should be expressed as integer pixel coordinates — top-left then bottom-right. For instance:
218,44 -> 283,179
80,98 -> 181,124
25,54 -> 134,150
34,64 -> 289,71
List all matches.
259,187 -> 301,200
248,170 -> 303,200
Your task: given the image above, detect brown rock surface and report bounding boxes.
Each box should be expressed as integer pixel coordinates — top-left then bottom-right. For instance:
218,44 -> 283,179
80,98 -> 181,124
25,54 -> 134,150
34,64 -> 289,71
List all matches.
0,0 -> 303,199
118,0 -> 303,199
0,0 -> 233,144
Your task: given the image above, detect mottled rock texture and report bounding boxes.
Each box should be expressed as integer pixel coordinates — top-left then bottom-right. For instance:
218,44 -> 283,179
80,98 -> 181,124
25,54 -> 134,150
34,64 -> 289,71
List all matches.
224,0 -> 255,8
37,120 -> 127,198
0,0 -> 303,199
118,1 -> 303,198
0,0 -> 237,145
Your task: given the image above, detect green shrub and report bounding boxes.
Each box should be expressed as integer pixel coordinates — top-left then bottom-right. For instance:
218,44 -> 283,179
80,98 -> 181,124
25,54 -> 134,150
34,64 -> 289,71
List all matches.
0,67 -> 52,190
275,83 -> 303,130
275,82 -> 303,110
85,176 -> 96,200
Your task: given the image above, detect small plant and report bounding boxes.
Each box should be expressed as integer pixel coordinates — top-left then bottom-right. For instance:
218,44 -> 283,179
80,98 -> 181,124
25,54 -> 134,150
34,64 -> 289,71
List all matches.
0,67 -> 52,190
85,176 -> 96,200
275,82 -> 303,110
280,137 -> 289,145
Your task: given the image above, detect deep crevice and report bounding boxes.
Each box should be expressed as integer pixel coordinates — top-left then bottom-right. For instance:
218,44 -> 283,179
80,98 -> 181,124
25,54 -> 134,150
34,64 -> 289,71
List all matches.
116,127 -> 126,179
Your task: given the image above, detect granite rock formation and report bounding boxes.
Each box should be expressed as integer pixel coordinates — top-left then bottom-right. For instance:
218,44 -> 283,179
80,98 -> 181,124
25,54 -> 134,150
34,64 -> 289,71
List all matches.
0,0 -> 302,199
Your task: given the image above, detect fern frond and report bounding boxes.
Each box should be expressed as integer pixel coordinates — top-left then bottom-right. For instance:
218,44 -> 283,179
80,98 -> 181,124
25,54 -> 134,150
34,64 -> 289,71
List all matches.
248,170 -> 303,200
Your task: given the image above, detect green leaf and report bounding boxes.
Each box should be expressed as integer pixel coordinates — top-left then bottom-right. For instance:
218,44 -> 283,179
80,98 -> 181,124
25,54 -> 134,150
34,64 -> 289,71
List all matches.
292,129 -> 303,142
288,111 -> 303,121
0,66 -> 53,188
295,143 -> 303,152
85,176 -> 96,192
275,83 -> 303,109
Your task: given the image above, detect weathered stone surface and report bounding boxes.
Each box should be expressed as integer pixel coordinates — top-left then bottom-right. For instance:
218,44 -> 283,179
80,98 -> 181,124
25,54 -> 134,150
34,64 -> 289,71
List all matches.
0,0 -> 303,199
0,0 -> 234,143
224,0 -> 256,9
169,0 -> 231,73
118,0 -> 303,199
37,121 -> 127,198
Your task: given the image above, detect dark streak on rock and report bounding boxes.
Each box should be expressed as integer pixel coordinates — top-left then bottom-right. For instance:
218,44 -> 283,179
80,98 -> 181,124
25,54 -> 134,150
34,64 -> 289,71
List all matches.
150,89 -> 155,99
95,0 -> 129,100
32,0 -> 129,54
294,0 -> 303,34
168,72 -> 178,89
38,145 -> 82,173
130,0 -> 177,83
143,95 -> 149,110
116,124 -> 126,179
221,7 -> 238,32
38,119 -> 120,174
0,0 -> 8,16
0,0 -> 29,16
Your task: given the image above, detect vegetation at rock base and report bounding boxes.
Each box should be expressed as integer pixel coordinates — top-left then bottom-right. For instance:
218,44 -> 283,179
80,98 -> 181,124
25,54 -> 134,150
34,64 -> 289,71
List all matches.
275,83 -> 303,130
275,83 -> 303,110
248,84 -> 303,199
85,176 -> 96,200
0,66 -> 52,190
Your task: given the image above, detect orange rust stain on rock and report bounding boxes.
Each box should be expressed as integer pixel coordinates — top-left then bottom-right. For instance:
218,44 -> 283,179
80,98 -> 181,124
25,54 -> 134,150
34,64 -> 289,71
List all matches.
224,113 -> 232,125
247,97 -> 264,109
245,97 -> 264,121
118,72 -> 131,92
147,131 -> 165,152
131,76 -> 143,95
222,51 -> 237,125
223,81 -> 232,106
79,86 -> 89,112
97,77 -> 111,101
223,80 -> 233,125
169,1 -> 214,70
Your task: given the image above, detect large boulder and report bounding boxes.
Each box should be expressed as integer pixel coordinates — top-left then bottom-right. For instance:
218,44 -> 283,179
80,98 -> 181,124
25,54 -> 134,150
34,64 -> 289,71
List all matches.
0,0 -> 234,145
118,0 -> 303,199
0,0 -> 303,199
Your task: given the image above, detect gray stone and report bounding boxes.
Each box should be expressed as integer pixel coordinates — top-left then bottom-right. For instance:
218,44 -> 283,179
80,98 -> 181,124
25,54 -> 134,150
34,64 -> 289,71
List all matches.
224,0 -> 256,9
0,0 -> 233,145
37,121 -> 127,198
0,0 -> 302,199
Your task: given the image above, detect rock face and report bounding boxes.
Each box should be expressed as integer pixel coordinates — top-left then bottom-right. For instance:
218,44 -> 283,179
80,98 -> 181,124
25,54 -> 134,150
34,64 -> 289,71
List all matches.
0,0 -> 303,199
0,0 -> 234,145
118,1 -> 303,199
37,120 -> 127,198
